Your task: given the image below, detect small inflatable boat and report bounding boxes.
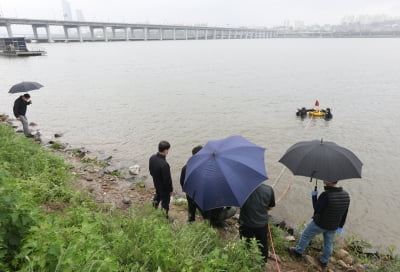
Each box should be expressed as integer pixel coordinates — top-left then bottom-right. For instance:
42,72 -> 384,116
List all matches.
308,110 -> 325,117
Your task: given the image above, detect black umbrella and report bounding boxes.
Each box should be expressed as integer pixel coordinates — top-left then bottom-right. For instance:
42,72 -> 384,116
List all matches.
9,81 -> 44,93
279,139 -> 362,183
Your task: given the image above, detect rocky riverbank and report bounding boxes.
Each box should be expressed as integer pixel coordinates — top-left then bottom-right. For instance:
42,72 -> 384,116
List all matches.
1,113 -> 398,272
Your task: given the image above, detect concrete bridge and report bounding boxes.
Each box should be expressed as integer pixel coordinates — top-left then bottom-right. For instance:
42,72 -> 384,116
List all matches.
0,17 -> 277,42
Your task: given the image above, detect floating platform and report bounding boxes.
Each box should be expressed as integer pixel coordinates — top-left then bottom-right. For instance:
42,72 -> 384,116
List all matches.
0,37 -> 46,57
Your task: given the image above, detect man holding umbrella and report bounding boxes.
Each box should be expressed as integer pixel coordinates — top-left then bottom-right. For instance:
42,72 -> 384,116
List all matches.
13,93 -> 33,137
279,139 -> 361,269
287,180 -> 350,268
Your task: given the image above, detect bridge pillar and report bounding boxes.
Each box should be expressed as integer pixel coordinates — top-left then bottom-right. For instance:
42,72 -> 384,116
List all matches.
6,23 -> 13,37
63,26 -> 69,42
213,29 -> 217,39
32,26 -> 39,40
159,28 -> 163,40
143,27 -> 148,41
173,28 -> 176,40
103,26 -> 108,42
77,26 -> 83,42
205,29 -> 208,40
112,28 -> 116,39
195,29 -> 199,40
228,30 -> 231,39
125,27 -> 130,41
185,28 -> 188,40
45,24 -> 52,42
131,28 -> 135,39
90,27 -> 95,41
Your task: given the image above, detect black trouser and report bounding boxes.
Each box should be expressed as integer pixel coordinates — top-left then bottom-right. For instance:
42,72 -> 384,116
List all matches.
186,195 -> 198,222
239,224 -> 269,262
153,190 -> 170,216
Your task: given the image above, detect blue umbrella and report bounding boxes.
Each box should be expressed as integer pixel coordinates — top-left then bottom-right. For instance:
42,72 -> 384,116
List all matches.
183,135 -> 268,211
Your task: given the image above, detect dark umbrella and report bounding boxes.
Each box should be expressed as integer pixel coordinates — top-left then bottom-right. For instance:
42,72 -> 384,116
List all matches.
279,139 -> 362,183
9,81 -> 44,93
183,135 -> 268,211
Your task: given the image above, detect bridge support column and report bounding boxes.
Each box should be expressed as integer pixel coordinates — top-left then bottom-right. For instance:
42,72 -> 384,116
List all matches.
112,28 -> 116,39
185,29 -> 188,40
6,23 -> 13,37
63,26 -> 69,42
131,27 -> 135,40
205,29 -> 208,40
213,29 -> 217,39
144,27 -> 148,41
195,29 -> 199,40
103,26 -> 108,42
125,27 -> 130,41
159,28 -> 163,40
32,26 -> 39,40
45,25 -> 52,42
90,27 -> 95,41
173,28 -> 176,40
77,26 -> 83,42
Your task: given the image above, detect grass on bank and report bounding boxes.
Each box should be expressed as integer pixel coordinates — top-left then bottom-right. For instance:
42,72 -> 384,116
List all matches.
0,124 -> 265,272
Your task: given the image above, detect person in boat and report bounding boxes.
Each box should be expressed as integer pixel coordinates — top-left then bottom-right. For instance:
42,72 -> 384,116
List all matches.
296,107 -> 308,117
324,108 -> 333,119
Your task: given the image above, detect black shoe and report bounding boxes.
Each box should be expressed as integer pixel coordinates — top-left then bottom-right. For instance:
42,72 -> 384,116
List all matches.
286,247 -> 302,258
25,134 -> 34,138
319,260 -> 328,268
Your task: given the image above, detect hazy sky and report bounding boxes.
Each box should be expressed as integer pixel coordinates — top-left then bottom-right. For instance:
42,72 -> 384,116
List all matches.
1,0 -> 400,26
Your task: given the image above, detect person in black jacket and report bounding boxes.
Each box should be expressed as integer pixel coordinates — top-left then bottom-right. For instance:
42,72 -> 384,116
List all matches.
287,181 -> 350,269
13,93 -> 33,137
180,145 -> 203,222
149,141 -> 173,217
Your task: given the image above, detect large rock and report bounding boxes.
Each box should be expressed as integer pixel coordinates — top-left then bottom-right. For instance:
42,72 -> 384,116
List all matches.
0,114 -> 9,122
337,249 -> 354,264
337,259 -> 349,269
303,255 -> 322,271
129,164 -> 140,175
352,263 -> 366,272
122,198 -> 132,205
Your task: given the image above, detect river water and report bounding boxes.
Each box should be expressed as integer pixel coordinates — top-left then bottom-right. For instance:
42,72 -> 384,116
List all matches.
1,38 -> 399,251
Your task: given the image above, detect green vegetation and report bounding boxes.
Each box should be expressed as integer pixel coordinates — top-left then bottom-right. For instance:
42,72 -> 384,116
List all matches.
49,141 -> 64,150
0,123 -> 264,272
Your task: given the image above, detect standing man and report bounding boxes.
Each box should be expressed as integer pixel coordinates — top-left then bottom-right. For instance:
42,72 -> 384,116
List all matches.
239,183 -> 275,262
13,93 -> 33,137
180,145 -> 203,222
287,181 -> 350,269
149,141 -> 173,218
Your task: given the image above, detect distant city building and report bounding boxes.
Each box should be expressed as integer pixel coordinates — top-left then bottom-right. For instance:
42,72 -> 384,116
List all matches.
76,9 -> 85,21
294,20 -> 305,30
62,0 -> 73,21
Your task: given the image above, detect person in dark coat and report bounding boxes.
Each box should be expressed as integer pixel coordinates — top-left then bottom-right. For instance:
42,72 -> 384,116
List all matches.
180,145 -> 203,222
324,108 -> 333,120
13,93 -> 33,137
149,141 -> 173,217
239,183 -> 275,262
287,180 -> 350,269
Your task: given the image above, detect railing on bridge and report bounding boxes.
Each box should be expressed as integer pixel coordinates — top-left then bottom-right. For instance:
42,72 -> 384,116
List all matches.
0,17 -> 277,43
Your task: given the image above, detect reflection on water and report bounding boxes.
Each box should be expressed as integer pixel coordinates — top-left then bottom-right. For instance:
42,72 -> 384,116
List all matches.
1,39 -> 400,251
